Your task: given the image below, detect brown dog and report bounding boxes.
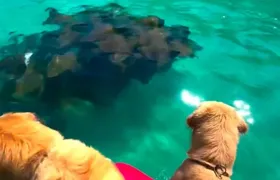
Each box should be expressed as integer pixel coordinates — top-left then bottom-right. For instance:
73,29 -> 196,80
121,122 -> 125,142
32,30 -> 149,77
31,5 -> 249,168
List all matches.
171,101 -> 248,180
0,112 -> 124,180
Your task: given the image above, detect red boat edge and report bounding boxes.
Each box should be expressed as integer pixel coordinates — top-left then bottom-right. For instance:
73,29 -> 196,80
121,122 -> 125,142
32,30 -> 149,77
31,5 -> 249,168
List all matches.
115,162 -> 153,180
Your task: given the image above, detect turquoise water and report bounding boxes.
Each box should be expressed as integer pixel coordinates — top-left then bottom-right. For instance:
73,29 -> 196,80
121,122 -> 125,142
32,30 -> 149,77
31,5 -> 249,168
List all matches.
1,0 -> 280,179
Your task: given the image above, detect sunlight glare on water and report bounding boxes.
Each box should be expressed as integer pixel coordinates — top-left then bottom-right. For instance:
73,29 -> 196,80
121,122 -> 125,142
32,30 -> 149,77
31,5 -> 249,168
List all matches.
233,100 -> 254,125
180,89 -> 255,125
24,52 -> 33,65
180,89 -> 203,107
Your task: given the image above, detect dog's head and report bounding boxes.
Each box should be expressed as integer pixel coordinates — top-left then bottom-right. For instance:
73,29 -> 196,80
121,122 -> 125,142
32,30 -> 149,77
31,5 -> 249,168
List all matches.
187,101 -> 248,135
0,112 -> 63,178
0,112 -> 63,145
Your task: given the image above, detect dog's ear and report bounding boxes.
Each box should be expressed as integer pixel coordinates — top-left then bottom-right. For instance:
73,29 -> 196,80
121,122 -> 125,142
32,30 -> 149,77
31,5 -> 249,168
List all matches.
237,117 -> 248,134
186,113 -> 200,129
187,102 -> 215,129
23,150 -> 48,179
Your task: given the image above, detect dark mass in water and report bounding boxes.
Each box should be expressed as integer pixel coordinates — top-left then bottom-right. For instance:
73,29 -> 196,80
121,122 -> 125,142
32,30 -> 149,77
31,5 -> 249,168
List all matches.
0,3 -> 202,115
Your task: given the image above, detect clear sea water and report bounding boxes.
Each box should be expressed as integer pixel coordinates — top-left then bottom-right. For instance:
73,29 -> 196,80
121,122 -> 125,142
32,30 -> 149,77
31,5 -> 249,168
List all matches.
1,0 -> 280,179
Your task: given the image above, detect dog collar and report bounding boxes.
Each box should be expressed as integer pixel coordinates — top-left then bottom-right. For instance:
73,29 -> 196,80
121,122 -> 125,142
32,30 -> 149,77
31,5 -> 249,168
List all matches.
189,158 -> 230,179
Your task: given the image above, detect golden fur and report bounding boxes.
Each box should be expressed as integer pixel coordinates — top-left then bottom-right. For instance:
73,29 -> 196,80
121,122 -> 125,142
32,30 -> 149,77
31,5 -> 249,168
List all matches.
171,101 -> 248,180
34,139 -> 125,180
0,112 -> 124,180
0,112 -> 63,179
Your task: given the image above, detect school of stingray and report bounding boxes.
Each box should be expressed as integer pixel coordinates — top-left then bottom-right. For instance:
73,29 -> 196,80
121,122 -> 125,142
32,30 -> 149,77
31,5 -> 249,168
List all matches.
0,3 -> 202,111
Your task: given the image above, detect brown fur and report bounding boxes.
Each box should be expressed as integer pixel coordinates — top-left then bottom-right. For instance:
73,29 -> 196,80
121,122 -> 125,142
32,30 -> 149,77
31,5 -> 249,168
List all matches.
0,112 -> 124,180
171,101 -> 248,180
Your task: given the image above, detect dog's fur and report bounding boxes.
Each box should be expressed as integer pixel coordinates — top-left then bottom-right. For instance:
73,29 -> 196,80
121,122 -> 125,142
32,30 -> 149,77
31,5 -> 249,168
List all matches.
0,112 -> 63,179
171,101 -> 248,180
0,112 -> 124,180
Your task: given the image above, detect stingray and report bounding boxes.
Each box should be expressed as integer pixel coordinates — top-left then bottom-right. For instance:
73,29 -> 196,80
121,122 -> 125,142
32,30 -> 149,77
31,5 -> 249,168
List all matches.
12,66 -> 44,100
109,53 -> 131,72
74,6 -> 104,22
186,39 -> 203,52
169,40 -> 194,58
97,33 -> 132,53
43,7 -> 74,25
0,54 -> 27,79
166,25 -> 202,57
39,31 -> 62,49
97,33 -> 136,72
109,15 -> 136,36
47,52 -> 80,78
138,27 -> 168,45
138,28 -> 171,67
70,23 -> 93,33
138,15 -> 165,28
80,21 -> 114,42
0,2 -> 203,106
97,3 -> 127,20
167,25 -> 191,40
21,33 -> 42,51
57,25 -> 82,48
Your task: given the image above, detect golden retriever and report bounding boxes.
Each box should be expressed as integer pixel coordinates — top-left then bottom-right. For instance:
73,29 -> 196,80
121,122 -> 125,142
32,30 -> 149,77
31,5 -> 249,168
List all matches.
0,112 -> 124,180
171,101 -> 248,180
0,112 -> 63,179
